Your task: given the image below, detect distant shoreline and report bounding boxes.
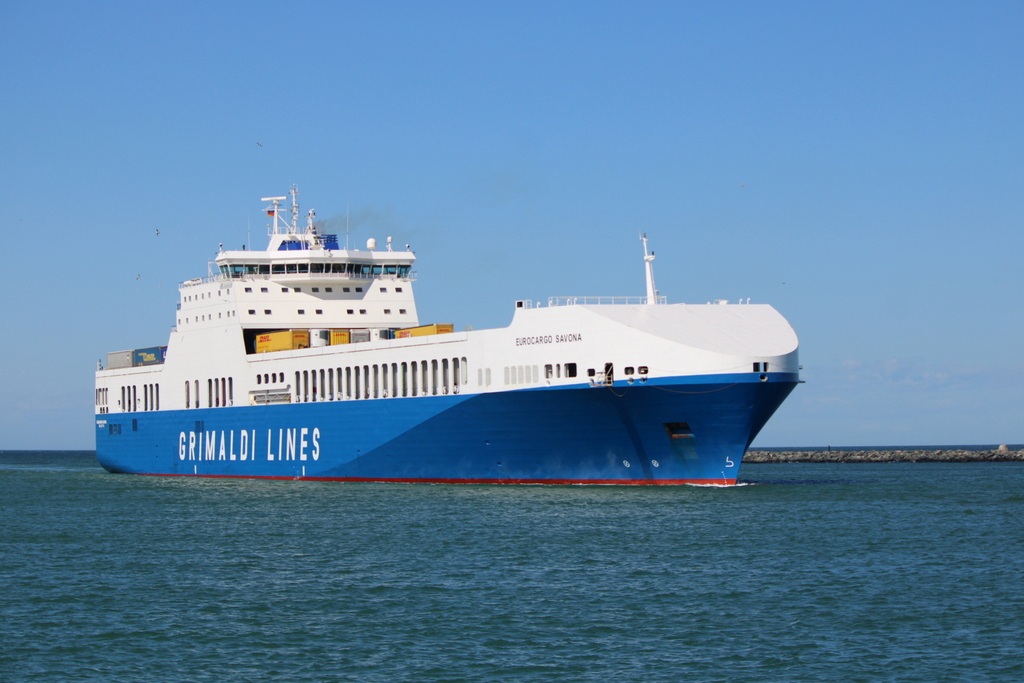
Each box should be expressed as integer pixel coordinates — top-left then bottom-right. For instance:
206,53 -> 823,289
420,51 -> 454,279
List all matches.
744,449 -> 1024,463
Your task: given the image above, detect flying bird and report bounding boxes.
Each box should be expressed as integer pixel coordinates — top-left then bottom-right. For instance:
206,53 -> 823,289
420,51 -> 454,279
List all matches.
256,142 -> 262,147
155,229 -> 160,236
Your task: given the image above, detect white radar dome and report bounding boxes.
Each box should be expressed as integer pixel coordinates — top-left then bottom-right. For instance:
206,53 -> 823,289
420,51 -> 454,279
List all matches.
366,238 -> 377,250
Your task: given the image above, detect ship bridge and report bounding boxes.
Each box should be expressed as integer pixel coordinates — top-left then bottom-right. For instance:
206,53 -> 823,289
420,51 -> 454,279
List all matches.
175,188 -> 421,340
213,188 -> 416,284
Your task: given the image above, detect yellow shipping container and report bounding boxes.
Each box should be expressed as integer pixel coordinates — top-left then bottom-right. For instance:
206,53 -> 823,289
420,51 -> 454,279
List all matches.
256,330 -> 310,353
330,329 -> 351,345
395,323 -> 454,339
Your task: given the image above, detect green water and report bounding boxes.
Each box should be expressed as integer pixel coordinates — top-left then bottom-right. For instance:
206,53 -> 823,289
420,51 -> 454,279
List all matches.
2,452 -> 1022,682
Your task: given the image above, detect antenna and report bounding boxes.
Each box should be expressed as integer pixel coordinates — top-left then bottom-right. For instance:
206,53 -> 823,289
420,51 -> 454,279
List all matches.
289,185 -> 299,234
262,196 -> 287,234
641,233 -> 659,305
345,204 -> 350,250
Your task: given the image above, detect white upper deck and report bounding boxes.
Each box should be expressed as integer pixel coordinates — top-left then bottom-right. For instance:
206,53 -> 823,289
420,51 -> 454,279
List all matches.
177,188 -> 420,332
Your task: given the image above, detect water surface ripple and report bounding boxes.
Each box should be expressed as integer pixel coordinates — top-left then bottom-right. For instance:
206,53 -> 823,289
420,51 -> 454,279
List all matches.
2,452 -> 1022,682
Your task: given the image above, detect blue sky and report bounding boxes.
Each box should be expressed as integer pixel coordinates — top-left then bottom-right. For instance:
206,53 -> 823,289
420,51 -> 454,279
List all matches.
2,1 -> 1022,449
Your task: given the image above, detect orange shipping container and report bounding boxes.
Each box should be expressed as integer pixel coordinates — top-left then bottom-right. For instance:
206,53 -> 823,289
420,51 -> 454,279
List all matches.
256,330 -> 310,353
396,323 -> 454,339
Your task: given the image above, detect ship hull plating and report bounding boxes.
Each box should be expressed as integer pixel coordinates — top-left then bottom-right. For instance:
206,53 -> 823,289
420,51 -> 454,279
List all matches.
95,373 -> 797,485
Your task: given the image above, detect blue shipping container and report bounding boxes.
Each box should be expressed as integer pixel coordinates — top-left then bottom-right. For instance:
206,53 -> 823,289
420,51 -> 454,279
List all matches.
133,346 -> 167,366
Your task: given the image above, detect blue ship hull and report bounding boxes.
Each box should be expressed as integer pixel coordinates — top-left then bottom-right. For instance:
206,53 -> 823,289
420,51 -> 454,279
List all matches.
95,373 -> 797,485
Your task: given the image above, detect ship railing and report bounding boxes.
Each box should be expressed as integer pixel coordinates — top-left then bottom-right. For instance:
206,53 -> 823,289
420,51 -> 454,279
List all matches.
181,272 -> 418,287
548,295 -> 666,306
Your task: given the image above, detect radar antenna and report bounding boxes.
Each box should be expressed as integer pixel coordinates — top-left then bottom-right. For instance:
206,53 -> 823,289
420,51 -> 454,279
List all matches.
289,185 -> 300,234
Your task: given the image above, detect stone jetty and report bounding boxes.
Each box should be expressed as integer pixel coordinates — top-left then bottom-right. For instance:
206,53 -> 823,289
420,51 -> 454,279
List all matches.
743,447 -> 1024,463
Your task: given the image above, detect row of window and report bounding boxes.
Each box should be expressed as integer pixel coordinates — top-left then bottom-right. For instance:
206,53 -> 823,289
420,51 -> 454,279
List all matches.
185,378 -> 235,409
245,308 -> 408,316
501,363 -> 580,386
290,357 -> 469,403
95,388 -> 109,413
183,290 -> 223,303
182,311 -> 237,324
242,285 -> 403,294
182,284 -> 406,308
221,263 -> 411,277
114,384 -> 160,413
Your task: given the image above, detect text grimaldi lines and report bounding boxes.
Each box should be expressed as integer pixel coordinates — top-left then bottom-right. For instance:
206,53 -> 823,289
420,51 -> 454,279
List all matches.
179,427 -> 321,462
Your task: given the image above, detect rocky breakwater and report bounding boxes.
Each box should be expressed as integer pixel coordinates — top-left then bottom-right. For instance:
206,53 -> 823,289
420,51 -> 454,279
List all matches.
744,446 -> 1024,463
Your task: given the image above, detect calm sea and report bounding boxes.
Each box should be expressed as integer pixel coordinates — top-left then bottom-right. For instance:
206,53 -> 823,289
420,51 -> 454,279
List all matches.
2,451 -> 1022,682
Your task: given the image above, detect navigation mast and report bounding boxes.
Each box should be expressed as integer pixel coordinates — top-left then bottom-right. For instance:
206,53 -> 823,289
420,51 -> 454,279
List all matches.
641,233 -> 659,305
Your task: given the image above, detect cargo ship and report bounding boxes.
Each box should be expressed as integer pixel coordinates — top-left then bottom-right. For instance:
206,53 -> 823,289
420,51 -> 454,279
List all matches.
95,188 -> 800,484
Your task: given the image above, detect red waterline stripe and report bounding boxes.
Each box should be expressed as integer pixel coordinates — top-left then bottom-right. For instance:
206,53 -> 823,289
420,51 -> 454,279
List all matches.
135,473 -> 738,486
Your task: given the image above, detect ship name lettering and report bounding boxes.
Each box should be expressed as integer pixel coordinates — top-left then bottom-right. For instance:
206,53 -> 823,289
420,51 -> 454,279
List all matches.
515,333 -> 582,346
178,427 -> 319,463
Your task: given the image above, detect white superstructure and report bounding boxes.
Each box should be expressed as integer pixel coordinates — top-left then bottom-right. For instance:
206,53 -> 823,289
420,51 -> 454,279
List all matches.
95,188 -> 798,419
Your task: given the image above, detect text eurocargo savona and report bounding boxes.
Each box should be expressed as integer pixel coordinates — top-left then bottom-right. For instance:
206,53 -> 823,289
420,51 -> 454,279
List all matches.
515,333 -> 582,346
